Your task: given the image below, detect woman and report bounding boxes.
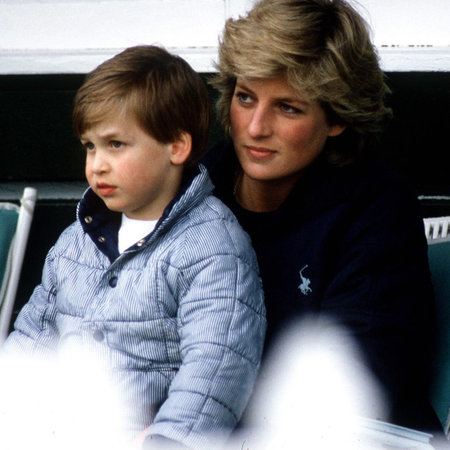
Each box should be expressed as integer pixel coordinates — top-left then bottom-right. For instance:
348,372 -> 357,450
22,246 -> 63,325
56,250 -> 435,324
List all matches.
204,0 -> 440,437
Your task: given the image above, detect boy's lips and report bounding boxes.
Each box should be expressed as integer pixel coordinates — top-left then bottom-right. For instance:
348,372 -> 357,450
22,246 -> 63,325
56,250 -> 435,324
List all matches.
97,183 -> 116,196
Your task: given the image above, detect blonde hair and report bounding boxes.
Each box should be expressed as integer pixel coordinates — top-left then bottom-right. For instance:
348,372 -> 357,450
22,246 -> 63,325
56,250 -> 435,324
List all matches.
212,0 -> 392,165
73,45 -> 211,169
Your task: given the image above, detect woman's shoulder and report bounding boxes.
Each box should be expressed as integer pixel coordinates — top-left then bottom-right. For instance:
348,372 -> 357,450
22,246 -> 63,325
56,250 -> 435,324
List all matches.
328,152 -> 424,240
283,151 -> 423,239
308,151 -> 418,209
350,151 -> 421,213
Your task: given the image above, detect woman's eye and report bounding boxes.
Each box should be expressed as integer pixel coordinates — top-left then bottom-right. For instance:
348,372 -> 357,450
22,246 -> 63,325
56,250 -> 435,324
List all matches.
280,103 -> 301,114
236,92 -> 253,104
111,141 -> 123,149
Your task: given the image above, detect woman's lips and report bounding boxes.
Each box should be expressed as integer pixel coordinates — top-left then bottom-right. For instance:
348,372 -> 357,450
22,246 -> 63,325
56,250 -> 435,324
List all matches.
246,146 -> 277,160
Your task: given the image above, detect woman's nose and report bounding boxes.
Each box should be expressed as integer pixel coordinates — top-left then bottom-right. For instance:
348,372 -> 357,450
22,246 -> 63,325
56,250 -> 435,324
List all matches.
247,106 -> 273,138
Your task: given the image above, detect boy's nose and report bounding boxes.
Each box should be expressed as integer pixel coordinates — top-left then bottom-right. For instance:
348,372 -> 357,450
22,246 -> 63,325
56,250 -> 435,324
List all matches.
89,150 -> 109,174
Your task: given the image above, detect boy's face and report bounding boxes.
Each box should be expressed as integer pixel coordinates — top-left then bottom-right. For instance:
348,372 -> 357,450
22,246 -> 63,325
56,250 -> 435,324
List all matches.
82,114 -> 182,220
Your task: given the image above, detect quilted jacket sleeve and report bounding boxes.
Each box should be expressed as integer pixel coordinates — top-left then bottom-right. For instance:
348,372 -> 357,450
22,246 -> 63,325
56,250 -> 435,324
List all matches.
146,216 -> 266,449
1,244 -> 59,358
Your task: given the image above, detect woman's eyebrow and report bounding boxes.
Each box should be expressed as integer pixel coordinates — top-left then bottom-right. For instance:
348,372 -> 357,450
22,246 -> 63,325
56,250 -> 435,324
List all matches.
235,80 -> 254,93
277,95 -> 310,105
236,81 -> 311,107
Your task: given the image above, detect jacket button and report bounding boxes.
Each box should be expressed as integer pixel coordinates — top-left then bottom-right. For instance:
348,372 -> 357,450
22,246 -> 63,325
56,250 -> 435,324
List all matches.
84,216 -> 93,224
109,276 -> 118,288
98,236 -> 106,243
93,330 -> 104,342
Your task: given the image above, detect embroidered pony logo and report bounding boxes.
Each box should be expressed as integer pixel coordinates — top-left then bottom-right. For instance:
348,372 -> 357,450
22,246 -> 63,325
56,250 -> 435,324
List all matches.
298,265 -> 312,295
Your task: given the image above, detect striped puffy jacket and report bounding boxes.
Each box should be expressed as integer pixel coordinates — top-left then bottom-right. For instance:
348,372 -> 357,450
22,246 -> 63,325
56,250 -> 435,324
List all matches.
3,165 -> 266,449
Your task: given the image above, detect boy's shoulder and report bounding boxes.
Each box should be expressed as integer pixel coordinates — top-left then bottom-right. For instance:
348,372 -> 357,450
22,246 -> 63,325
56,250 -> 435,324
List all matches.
177,192 -> 256,260
180,186 -> 240,230
196,192 -> 239,221
49,219 -> 90,258
172,164 -> 243,233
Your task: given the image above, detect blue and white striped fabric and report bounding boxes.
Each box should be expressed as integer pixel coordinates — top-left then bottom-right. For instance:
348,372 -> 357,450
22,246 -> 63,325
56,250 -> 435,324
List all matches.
2,165 -> 266,449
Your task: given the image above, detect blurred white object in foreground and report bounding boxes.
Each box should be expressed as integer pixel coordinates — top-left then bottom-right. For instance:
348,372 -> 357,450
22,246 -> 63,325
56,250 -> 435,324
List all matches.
228,317 -> 435,450
0,349 -> 125,450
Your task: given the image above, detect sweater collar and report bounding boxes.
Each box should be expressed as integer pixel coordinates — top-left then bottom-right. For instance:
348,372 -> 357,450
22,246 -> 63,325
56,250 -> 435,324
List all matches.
205,139 -> 364,222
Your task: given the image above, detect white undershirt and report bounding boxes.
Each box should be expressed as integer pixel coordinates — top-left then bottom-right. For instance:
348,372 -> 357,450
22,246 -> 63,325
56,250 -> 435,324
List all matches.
118,213 -> 158,254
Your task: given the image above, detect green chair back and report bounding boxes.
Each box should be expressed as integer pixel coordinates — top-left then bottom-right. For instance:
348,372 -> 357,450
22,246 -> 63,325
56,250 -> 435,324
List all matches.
0,207 -> 19,293
428,239 -> 450,428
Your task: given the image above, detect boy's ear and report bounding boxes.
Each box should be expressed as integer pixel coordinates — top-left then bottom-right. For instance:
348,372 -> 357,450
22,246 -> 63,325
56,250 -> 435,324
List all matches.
170,132 -> 192,166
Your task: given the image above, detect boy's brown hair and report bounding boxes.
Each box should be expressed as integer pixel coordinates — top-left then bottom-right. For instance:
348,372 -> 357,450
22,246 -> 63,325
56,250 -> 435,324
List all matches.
73,45 -> 211,169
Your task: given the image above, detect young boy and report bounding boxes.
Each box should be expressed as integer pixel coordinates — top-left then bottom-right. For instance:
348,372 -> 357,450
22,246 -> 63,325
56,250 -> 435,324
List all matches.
1,45 -> 266,449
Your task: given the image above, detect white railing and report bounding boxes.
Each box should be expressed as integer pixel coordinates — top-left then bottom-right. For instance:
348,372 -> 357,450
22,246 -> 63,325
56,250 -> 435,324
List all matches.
0,0 -> 448,74
424,217 -> 450,241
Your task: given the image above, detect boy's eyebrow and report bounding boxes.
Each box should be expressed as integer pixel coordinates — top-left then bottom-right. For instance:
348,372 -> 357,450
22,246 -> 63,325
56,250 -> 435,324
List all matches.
80,129 -> 126,142
97,131 -> 121,140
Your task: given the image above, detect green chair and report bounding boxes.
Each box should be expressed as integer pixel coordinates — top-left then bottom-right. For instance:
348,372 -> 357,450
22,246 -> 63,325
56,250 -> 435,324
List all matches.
425,216 -> 450,435
0,187 -> 37,345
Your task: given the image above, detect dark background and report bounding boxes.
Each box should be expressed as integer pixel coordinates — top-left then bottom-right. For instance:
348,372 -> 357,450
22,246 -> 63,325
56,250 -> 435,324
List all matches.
1,71 -> 449,325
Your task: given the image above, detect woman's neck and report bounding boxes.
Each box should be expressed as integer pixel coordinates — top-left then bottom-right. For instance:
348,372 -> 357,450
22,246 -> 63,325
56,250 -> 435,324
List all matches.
234,170 -> 299,212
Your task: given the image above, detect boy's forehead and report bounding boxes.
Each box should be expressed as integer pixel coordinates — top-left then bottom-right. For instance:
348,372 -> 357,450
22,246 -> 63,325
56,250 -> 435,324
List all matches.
81,115 -> 138,140
81,101 -> 129,131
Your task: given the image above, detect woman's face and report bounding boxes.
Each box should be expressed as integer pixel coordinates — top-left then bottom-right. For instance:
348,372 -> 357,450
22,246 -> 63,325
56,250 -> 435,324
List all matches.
230,76 -> 345,188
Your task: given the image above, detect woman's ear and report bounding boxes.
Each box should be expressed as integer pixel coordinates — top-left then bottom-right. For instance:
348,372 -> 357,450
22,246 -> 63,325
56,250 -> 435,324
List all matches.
328,123 -> 347,138
170,132 -> 192,166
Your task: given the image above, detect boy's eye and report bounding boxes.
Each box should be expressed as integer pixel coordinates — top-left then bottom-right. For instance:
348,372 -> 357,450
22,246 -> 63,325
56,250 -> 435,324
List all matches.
111,141 -> 123,149
83,142 -> 95,151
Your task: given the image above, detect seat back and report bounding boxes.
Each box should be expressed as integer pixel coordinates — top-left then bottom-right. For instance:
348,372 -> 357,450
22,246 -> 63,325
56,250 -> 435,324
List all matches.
425,216 -> 450,432
0,203 -> 20,297
0,187 -> 37,344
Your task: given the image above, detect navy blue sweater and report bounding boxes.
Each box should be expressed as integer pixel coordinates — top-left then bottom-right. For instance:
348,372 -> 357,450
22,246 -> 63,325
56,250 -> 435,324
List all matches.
204,139 -> 438,433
